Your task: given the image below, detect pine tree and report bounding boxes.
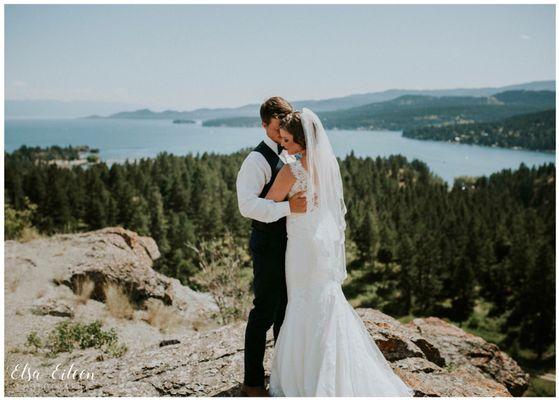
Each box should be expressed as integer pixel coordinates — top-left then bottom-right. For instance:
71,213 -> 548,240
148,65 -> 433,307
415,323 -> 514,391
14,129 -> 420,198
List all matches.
396,232 -> 416,315
355,208 -> 380,261
147,188 -> 170,255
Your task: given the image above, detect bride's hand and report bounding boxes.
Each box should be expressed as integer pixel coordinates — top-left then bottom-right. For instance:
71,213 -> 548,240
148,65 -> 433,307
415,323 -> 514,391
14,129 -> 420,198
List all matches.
289,191 -> 307,213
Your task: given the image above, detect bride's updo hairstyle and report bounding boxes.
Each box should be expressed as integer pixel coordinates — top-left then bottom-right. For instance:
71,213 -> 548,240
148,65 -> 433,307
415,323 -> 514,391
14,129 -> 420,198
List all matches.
280,111 -> 306,149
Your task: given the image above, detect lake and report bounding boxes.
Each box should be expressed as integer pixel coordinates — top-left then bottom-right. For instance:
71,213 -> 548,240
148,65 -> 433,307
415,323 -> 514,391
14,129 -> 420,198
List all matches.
5,118 -> 555,187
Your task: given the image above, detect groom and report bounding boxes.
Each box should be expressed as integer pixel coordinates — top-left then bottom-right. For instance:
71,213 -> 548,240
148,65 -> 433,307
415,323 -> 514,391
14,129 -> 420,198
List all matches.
236,96 -> 306,397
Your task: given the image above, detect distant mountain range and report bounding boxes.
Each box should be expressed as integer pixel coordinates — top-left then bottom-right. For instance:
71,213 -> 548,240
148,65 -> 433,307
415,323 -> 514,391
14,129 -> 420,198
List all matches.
201,88 -> 556,152
4,100 -> 146,119
204,90 -> 556,129
5,80 -> 555,121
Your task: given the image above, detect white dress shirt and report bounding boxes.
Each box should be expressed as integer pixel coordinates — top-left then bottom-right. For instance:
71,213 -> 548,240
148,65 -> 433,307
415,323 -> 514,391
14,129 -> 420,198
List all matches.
236,135 -> 297,223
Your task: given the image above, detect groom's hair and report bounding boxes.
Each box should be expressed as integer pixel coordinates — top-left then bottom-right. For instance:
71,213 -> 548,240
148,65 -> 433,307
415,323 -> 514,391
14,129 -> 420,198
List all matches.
260,97 -> 293,125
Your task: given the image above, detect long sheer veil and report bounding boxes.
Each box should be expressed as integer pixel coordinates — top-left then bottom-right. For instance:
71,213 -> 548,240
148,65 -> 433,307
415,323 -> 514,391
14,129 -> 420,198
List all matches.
301,108 -> 348,283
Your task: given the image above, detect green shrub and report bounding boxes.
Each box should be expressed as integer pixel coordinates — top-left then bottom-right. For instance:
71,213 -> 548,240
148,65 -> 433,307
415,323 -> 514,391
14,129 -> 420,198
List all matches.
5,198 -> 39,241
188,232 -> 253,325
25,331 -> 42,352
86,154 -> 99,163
29,320 -> 127,358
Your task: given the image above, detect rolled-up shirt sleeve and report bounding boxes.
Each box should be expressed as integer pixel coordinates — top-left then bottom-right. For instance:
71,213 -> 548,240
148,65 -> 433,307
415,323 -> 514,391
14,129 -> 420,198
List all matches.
236,152 -> 291,223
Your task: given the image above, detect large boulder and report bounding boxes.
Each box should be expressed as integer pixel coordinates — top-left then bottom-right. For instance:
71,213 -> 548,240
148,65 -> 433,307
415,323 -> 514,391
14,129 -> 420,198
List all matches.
4,226 -> 219,362
408,317 -> 529,396
5,227 -> 218,328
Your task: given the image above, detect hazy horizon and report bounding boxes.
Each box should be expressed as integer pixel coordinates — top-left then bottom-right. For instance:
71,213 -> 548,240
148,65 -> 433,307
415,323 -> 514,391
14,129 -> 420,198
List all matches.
4,79 -> 555,116
6,4 -> 555,110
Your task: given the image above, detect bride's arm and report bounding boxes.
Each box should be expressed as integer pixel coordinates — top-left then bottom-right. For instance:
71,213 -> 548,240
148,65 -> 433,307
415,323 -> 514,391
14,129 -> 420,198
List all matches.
265,165 -> 296,202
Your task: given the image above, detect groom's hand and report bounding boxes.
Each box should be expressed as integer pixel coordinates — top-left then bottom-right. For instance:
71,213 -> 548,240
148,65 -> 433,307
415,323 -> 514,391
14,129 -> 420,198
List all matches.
288,191 -> 307,213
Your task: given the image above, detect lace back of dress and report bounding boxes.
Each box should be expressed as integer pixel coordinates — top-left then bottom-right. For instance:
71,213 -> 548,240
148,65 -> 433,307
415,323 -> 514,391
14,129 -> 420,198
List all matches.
288,160 -> 308,197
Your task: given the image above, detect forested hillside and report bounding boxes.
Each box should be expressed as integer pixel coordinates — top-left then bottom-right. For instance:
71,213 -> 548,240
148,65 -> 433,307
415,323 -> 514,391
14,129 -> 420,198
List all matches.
4,146 -> 555,362
318,90 -> 555,130
402,109 -> 555,151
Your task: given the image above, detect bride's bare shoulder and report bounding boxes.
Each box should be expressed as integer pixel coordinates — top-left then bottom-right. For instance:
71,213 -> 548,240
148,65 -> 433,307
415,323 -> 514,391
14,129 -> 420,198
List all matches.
278,163 -> 296,182
264,164 -> 296,201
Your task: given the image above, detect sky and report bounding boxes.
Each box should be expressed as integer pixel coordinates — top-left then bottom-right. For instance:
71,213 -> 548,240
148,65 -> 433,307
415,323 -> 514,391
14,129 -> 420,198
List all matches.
5,4 -> 556,110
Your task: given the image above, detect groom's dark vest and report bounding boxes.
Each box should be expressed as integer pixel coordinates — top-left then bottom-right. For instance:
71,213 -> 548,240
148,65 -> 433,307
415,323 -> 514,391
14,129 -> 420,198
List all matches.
251,141 -> 287,234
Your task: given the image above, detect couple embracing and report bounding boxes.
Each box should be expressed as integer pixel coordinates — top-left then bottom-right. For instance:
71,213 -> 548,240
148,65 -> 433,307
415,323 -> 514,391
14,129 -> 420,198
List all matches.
236,97 -> 414,397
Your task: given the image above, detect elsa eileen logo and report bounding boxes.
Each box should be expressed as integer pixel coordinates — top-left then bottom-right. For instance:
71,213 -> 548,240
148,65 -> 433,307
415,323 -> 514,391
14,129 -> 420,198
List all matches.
10,363 -> 95,381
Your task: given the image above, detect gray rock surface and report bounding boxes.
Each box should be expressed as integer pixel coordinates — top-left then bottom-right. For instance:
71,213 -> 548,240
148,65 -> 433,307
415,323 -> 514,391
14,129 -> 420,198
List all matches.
5,227 -> 219,356
4,227 -> 528,397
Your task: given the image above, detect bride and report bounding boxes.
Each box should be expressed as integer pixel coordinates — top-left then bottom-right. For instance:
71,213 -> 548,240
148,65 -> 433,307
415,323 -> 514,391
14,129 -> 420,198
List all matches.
263,108 -> 414,397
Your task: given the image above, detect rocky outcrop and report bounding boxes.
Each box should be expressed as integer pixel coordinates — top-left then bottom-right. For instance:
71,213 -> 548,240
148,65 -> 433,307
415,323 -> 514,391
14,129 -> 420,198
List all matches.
408,317 -> 529,396
357,310 -> 528,395
5,308 -> 528,397
5,227 -> 218,330
4,226 -> 219,366
4,227 -> 528,397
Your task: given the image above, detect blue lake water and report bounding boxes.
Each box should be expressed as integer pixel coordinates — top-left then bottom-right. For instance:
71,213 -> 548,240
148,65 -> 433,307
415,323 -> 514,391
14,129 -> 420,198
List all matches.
5,118 -> 555,187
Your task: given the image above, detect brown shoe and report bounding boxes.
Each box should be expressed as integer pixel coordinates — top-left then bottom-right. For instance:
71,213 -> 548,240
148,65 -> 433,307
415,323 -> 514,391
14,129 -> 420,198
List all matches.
241,384 -> 269,397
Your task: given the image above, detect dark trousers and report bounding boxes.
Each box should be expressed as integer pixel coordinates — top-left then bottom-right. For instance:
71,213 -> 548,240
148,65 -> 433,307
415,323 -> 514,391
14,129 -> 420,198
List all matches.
243,228 -> 288,387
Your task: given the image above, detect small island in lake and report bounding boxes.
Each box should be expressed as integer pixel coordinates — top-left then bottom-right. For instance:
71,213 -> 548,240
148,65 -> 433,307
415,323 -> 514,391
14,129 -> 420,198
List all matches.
173,119 -> 195,124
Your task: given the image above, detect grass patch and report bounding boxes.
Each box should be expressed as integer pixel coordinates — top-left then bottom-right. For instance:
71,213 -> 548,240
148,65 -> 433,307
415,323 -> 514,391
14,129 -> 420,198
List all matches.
142,298 -> 183,333
75,277 -> 95,305
523,375 -> 555,397
103,282 -> 134,319
460,300 -> 506,347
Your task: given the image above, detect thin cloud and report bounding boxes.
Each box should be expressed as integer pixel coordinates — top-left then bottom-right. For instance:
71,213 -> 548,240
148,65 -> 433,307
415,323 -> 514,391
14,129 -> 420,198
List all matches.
521,34 -> 532,40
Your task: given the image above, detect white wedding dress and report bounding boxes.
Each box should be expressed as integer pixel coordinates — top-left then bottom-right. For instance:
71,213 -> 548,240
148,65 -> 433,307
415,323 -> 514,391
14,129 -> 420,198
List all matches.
268,110 -> 414,397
